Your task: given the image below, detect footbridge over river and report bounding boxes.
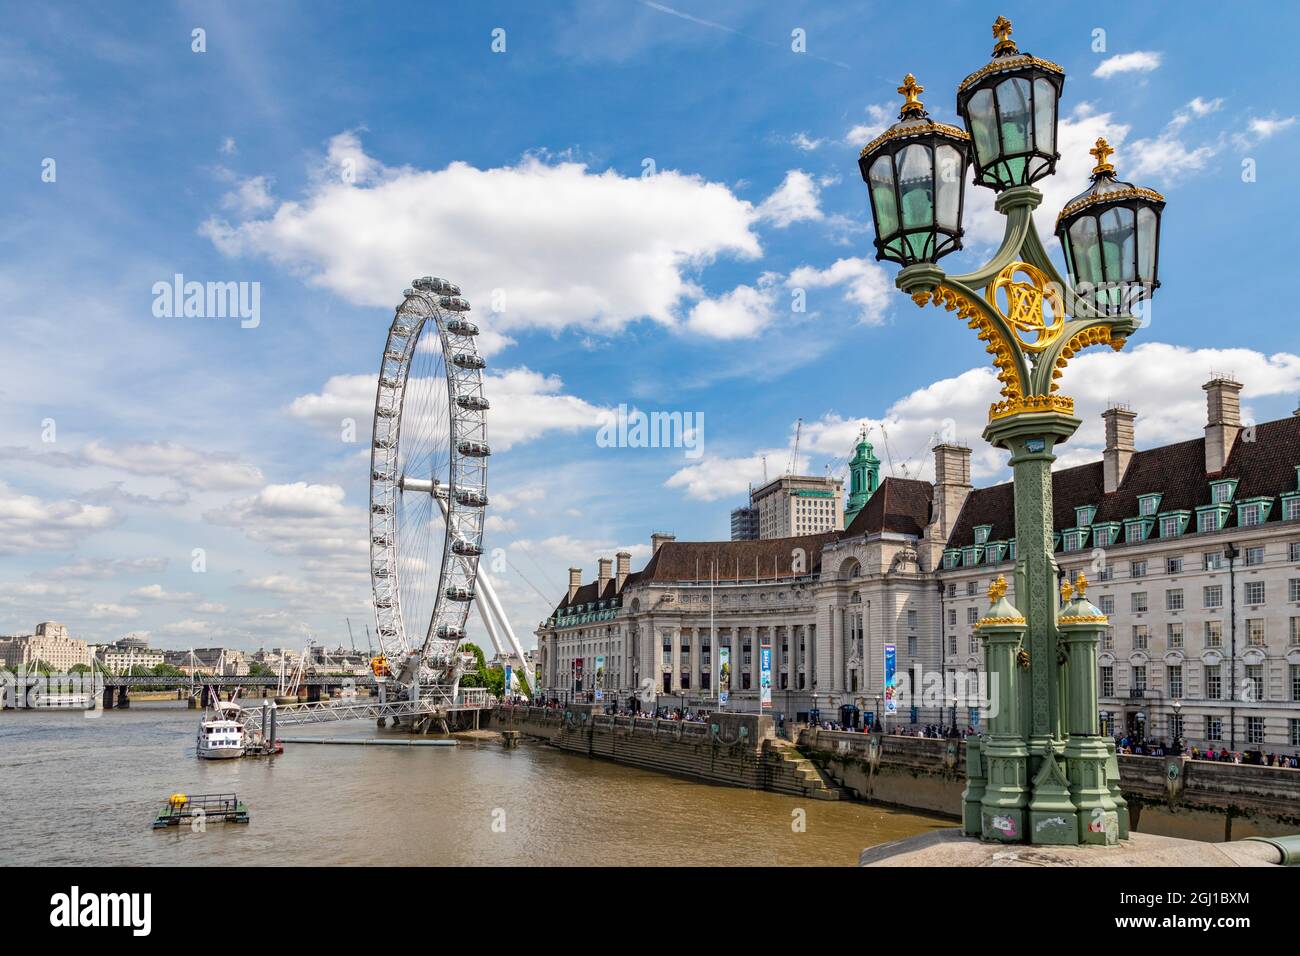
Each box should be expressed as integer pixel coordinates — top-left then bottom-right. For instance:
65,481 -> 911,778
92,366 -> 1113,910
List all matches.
2,672 -> 496,732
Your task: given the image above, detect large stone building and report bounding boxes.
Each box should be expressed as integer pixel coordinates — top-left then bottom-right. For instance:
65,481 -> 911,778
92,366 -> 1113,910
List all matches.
537,376 -> 1300,752
751,474 -> 844,539
94,636 -> 165,674
163,647 -> 249,677
0,622 -> 92,671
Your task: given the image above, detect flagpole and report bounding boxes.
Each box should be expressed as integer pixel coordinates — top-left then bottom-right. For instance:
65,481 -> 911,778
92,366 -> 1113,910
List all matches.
711,559 -> 717,711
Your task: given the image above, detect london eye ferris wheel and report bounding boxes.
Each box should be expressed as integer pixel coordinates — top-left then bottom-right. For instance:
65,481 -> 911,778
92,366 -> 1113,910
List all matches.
368,276 -> 489,694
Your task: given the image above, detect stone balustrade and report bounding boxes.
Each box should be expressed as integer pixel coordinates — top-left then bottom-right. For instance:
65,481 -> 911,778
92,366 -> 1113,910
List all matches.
797,728 -> 1300,841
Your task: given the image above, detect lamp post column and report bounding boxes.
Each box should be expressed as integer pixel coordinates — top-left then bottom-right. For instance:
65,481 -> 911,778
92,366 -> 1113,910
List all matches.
975,578 -> 1028,842
1059,580 -> 1120,845
983,414 -> 1078,747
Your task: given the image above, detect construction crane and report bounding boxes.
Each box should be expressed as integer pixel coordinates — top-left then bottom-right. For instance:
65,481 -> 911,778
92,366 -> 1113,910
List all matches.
880,422 -> 954,479
880,424 -> 900,477
787,418 -> 803,475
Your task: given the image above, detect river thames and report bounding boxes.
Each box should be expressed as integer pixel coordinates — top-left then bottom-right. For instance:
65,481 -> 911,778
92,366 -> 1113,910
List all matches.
1,702 -> 950,866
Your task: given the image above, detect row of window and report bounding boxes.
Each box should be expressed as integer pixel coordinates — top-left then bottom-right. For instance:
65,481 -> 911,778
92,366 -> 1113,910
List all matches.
1099,579 -> 1300,614
947,617 -> 1300,656
1100,616 -> 1300,649
1099,662 -> 1300,702
1095,544 -> 1300,580
945,546 -> 1300,606
948,481 -> 1300,570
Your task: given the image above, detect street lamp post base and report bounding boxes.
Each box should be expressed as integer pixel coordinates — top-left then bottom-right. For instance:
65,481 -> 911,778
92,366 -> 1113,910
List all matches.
1027,743 -> 1080,845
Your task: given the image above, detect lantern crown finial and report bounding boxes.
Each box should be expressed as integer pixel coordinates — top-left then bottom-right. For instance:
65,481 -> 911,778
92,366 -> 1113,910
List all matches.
992,15 -> 1017,55
1089,137 -> 1116,176
897,73 -> 925,117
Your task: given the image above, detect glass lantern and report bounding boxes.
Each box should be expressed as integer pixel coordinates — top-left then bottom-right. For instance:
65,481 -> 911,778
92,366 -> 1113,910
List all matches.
858,74 -> 971,266
956,16 -> 1065,191
1055,138 -> 1165,315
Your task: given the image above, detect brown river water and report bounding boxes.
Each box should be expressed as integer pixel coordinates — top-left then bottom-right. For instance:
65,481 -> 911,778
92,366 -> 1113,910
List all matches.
0,702 -> 949,866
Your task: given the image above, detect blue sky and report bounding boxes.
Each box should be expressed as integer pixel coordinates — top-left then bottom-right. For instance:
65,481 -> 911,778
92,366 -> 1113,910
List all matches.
2,0 -> 1298,653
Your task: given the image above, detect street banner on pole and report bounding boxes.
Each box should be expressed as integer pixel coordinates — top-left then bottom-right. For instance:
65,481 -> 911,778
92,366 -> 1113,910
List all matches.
719,646 -> 730,707
883,643 -> 897,715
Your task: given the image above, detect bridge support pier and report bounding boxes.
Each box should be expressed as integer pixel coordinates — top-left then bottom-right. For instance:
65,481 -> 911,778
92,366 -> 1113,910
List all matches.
115,687 -> 130,709
102,686 -> 116,709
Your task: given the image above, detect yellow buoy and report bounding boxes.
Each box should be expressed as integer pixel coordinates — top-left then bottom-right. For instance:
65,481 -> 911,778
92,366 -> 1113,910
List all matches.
168,792 -> 189,809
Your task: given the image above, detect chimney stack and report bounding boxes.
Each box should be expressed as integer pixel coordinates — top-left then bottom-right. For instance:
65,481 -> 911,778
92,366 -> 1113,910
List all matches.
598,557 -> 613,591
1101,404 -> 1137,494
567,567 -> 582,602
931,444 -> 973,543
1203,375 -> 1243,474
651,532 -> 676,554
615,551 -> 631,589
933,443 -> 971,487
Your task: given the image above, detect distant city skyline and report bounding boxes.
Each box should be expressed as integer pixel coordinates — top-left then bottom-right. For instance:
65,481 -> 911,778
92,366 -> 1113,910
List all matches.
2,2 -> 1298,652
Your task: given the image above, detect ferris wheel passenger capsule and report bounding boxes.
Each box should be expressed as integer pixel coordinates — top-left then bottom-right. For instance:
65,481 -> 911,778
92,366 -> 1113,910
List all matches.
439,295 -> 471,312
445,318 -> 478,335
457,395 -> 490,411
453,353 -> 486,370
452,540 -> 483,557
457,440 -> 491,457
455,489 -> 488,508
444,586 -> 475,602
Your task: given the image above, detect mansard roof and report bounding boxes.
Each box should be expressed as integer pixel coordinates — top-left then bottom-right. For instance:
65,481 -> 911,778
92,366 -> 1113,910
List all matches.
946,415 -> 1300,549
550,533 -> 838,616
637,533 -> 839,583
842,476 -> 934,539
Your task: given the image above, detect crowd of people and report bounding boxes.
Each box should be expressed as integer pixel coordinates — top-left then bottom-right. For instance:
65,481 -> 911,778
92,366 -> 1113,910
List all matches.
1116,734 -> 1300,767
519,697 -> 1300,768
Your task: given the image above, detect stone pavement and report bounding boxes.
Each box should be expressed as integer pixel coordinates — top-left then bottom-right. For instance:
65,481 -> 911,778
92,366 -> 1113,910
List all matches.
860,828 -> 1284,867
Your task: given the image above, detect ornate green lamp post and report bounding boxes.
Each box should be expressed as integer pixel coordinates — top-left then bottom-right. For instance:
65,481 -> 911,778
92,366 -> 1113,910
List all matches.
858,15 -> 1166,846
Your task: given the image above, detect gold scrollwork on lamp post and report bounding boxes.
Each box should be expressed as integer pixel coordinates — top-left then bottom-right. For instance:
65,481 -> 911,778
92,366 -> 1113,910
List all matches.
911,286 -> 1025,403
1049,325 -> 1127,393
987,261 -> 1064,353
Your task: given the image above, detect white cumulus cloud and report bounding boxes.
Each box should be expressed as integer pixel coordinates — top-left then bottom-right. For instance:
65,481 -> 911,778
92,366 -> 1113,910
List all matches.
203,132 -> 766,338
787,256 -> 892,326
756,170 -> 824,227
1093,51 -> 1162,78
686,277 -> 779,340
